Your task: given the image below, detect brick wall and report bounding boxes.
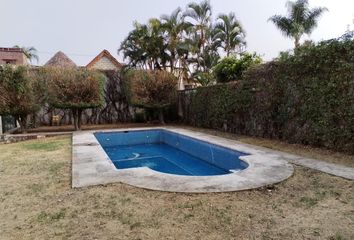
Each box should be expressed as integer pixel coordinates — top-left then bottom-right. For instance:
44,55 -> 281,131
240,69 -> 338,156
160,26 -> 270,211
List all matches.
0,48 -> 27,65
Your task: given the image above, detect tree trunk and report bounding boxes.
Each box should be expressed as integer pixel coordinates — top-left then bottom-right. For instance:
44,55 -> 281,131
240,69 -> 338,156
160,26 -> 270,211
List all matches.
72,109 -> 79,131
178,93 -> 184,119
226,44 -> 230,57
32,112 -> 37,129
77,109 -> 83,130
158,108 -> 165,125
294,36 -> 300,49
18,114 -> 28,134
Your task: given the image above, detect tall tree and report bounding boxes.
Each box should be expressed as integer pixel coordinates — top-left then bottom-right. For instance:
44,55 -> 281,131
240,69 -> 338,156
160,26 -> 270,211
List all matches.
13,45 -> 39,64
0,65 -> 45,133
268,0 -> 327,48
214,12 -> 246,56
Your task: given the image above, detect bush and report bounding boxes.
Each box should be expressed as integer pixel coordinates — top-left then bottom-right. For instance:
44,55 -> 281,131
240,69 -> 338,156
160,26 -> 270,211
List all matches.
192,71 -> 216,86
124,70 -> 177,124
181,38 -> 354,153
213,53 -> 262,83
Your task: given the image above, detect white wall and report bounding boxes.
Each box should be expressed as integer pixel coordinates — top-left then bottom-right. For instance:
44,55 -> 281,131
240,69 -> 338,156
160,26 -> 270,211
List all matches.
91,56 -> 118,70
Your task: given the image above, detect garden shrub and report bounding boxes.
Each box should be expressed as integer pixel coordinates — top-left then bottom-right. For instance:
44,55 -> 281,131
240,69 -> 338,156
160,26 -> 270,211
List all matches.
181,38 -> 354,153
213,53 -> 262,83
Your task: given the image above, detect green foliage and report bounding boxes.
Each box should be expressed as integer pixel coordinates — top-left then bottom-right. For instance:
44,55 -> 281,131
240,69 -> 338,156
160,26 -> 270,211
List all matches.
182,38 -> 354,153
213,53 -> 262,83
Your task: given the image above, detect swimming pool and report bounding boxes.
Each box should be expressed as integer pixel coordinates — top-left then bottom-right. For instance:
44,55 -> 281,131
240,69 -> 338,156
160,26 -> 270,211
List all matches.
72,127 -> 294,192
94,130 -> 249,176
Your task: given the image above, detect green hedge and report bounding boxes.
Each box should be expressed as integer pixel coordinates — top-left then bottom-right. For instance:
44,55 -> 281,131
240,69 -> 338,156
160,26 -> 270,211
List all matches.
181,39 -> 354,153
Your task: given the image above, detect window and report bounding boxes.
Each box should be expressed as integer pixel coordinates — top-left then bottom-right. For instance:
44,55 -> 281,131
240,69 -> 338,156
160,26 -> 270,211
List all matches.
3,59 -> 17,64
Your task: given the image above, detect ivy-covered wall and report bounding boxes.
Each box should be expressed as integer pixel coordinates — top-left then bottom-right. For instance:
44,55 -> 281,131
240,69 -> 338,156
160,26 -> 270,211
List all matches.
181,39 -> 354,153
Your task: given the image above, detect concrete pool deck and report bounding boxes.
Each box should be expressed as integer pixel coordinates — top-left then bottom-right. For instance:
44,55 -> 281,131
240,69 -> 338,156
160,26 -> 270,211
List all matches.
72,127 -> 296,192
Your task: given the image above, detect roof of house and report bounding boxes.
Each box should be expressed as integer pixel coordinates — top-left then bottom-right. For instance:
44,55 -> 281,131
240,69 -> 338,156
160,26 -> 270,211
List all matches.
44,51 -> 76,67
86,49 -> 123,70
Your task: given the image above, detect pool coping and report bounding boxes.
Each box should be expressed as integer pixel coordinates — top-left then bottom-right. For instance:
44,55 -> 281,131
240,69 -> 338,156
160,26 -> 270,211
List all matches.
72,127 -> 295,192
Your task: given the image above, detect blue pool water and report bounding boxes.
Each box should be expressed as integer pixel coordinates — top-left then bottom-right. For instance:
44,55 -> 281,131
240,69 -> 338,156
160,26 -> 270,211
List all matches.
94,130 -> 249,176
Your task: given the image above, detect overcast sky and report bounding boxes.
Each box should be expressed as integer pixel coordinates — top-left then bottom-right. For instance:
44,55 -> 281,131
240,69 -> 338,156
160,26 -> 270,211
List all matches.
1,0 -> 353,66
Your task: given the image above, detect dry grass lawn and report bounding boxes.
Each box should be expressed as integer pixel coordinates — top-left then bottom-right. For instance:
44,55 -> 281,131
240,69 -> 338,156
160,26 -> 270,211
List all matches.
0,136 -> 353,240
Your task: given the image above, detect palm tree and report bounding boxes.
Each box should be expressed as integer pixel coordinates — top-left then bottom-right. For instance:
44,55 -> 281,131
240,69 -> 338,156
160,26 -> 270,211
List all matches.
268,0 -> 327,48
214,12 -> 246,56
119,23 -> 149,68
119,20 -> 168,70
184,0 -> 212,52
13,45 -> 39,63
160,7 -> 190,72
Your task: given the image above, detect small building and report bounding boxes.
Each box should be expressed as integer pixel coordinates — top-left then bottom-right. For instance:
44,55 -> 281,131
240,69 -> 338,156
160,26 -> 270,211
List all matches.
86,50 -> 123,70
0,47 -> 27,65
45,51 -> 76,68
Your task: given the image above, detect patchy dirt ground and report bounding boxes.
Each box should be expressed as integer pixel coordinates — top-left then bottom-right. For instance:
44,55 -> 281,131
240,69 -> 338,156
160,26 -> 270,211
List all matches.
0,136 -> 353,240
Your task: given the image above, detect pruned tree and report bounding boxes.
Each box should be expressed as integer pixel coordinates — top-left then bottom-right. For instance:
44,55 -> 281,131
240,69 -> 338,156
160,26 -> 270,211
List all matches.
0,65 -> 45,133
46,67 -> 105,130
124,70 -> 177,124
